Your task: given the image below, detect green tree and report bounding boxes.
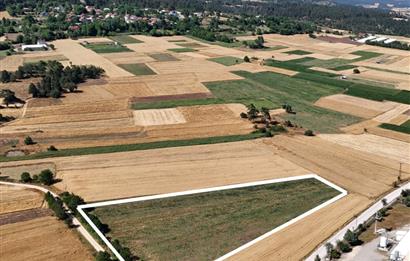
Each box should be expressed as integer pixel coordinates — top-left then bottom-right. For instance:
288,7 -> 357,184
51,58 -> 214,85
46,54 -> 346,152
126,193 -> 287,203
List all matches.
304,130 -> 315,136
0,70 -> 10,83
39,169 -> 54,185
0,89 -> 17,106
337,240 -> 352,253
343,229 -> 360,246
24,136 -> 35,145
244,56 -> 250,62
20,172 -> 32,183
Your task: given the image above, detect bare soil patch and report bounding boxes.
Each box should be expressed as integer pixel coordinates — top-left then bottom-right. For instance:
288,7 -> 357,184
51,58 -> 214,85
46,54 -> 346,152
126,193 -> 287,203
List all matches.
0,208 -> 51,226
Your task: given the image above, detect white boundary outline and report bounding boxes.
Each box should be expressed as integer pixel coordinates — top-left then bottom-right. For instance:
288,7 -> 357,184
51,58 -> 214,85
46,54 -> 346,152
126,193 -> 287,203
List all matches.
77,174 -> 347,261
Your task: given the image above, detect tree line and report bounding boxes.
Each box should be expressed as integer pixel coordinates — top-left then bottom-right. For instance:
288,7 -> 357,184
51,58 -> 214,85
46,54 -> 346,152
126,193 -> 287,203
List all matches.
0,60 -> 104,98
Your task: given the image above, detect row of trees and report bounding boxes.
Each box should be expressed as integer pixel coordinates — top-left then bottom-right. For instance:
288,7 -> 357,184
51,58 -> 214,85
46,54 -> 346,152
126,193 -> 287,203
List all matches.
20,169 -> 55,185
366,40 -> 410,51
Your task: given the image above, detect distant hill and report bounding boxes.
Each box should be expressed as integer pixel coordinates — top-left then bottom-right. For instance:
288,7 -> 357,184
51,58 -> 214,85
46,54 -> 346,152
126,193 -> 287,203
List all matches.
332,0 -> 410,8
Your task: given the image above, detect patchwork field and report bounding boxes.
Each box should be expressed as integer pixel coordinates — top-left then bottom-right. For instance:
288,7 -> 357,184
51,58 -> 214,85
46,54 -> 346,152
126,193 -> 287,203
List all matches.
92,178 -> 339,260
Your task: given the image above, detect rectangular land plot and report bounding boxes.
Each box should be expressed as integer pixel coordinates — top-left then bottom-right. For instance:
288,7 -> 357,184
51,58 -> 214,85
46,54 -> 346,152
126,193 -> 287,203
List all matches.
85,42 -> 133,53
86,177 -> 341,261
285,50 -> 312,55
118,63 -> 156,76
109,35 -> 143,44
148,53 -> 179,62
208,56 -> 244,66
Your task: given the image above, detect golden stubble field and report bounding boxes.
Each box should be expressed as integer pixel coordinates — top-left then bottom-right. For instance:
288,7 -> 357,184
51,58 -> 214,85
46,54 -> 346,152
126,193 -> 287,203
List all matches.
0,135 -> 408,260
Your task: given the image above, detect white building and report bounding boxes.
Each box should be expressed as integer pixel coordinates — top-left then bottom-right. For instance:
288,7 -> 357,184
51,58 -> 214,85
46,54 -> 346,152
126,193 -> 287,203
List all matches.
390,230 -> 410,261
21,40 -> 48,51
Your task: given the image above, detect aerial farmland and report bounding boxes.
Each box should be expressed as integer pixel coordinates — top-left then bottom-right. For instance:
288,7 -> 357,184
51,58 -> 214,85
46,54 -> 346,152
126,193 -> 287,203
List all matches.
0,3 -> 410,261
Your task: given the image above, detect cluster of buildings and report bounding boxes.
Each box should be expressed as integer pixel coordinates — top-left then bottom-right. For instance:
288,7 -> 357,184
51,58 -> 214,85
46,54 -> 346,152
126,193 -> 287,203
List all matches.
356,35 -> 398,44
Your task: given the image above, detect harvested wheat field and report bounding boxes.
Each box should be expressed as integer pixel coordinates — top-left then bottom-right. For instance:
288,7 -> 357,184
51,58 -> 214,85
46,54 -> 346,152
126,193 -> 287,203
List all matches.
0,185 -> 44,214
350,68 -> 410,91
0,216 -> 93,261
319,134 -> 410,164
15,140 -> 309,201
314,94 -> 399,119
373,104 -> 410,123
267,135 -> 409,198
53,39 -> 133,78
0,162 -> 55,180
0,103 -> 253,149
133,108 -> 186,126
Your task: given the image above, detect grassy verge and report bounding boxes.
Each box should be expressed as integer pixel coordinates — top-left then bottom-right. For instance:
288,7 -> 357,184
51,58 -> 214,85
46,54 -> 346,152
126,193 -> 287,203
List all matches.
118,63 -> 156,76
379,120 -> 410,134
0,133 -> 265,163
93,178 -> 339,261
109,35 -> 142,44
208,56 -> 244,66
284,50 -> 312,55
168,48 -> 196,53
85,43 -> 133,53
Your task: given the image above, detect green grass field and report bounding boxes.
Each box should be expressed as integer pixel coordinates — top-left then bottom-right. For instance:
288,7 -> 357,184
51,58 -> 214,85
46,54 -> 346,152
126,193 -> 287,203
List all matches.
208,56 -> 244,66
379,120 -> 410,134
109,35 -> 142,44
0,133 -> 265,163
168,48 -> 197,53
148,53 -> 179,62
85,43 -> 133,53
93,178 -> 339,261
118,63 -> 156,76
285,50 -> 312,55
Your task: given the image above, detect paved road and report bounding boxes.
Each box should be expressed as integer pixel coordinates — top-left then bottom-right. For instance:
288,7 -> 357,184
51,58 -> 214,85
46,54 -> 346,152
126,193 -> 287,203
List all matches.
0,181 -> 104,252
306,181 -> 410,260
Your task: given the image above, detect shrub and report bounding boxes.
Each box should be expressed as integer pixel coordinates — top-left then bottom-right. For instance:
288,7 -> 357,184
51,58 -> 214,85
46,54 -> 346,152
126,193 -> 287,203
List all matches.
337,240 -> 352,253
330,249 -> 341,259
95,251 -> 112,261
47,145 -> 58,151
304,130 -> 315,136
39,169 -> 55,185
32,174 -> 38,181
240,112 -> 248,119
404,196 -> 410,207
24,136 -> 35,145
271,125 -> 286,132
244,56 -> 250,62
353,68 -> 360,74
344,229 -> 360,246
20,172 -> 32,183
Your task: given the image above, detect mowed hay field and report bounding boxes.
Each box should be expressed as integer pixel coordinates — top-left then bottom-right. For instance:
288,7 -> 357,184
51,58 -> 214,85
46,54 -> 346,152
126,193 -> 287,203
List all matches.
0,185 -> 44,214
315,94 -> 399,119
94,179 -> 339,261
0,216 -> 93,261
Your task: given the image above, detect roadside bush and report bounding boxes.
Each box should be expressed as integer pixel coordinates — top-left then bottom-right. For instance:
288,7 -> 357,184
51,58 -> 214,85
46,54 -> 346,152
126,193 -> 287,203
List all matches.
337,240 -> 352,253
314,255 -> 321,261
95,251 -> 112,261
24,136 -> 35,145
20,172 -> 31,183
60,192 -> 85,213
39,169 -> 55,185
330,249 -> 341,259
112,239 -> 134,261
343,229 -> 361,246
44,192 -> 68,220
